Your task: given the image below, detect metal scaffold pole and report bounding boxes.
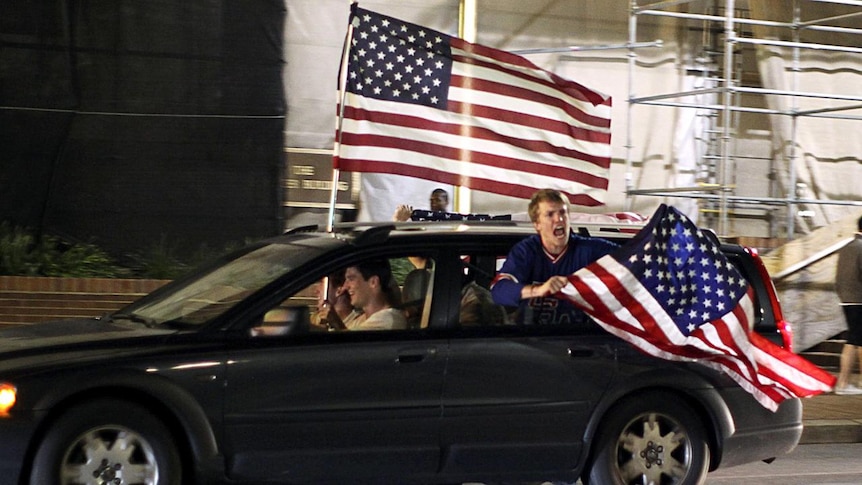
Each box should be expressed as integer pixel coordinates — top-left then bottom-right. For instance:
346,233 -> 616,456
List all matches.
717,0 -> 735,236
626,0 -> 862,240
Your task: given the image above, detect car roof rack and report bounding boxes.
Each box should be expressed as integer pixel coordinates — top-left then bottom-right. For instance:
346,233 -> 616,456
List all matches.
283,224 -> 320,235
281,219 -> 649,245
352,224 -> 396,247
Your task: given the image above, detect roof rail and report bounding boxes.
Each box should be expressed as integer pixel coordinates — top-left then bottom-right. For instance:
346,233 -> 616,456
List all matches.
702,228 -> 721,246
283,224 -> 320,235
353,224 -> 396,247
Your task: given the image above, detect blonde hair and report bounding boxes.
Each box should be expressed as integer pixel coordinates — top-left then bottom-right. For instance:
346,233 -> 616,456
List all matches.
528,189 -> 566,223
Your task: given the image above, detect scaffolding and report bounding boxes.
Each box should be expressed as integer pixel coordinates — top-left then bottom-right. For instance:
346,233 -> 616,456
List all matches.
625,0 -> 862,238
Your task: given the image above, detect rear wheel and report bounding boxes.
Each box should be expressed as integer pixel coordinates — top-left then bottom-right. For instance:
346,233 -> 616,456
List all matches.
30,399 -> 182,485
585,392 -> 709,485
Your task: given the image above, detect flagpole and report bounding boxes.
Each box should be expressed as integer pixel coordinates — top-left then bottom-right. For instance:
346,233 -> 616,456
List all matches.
456,0 -> 477,215
329,3 -> 357,232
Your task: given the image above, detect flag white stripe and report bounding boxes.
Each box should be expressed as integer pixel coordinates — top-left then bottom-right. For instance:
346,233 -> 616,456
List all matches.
450,44 -> 612,112
695,324 -> 759,383
447,85 -> 610,146
337,142 -> 606,198
450,59 -> 613,130
344,93 -> 611,160
752,345 -> 835,392
340,114 -> 609,178
572,259 -> 650,332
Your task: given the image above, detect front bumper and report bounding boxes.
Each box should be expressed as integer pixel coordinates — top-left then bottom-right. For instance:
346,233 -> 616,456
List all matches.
0,415 -> 38,485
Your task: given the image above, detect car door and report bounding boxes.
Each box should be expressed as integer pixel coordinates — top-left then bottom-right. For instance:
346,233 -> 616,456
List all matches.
438,248 -> 618,477
221,255 -> 447,483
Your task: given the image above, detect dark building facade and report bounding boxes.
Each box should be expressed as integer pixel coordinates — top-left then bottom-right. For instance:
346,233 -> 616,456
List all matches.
0,0 -> 286,256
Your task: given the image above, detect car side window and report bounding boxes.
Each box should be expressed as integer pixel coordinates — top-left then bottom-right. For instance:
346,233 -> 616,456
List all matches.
249,254 -> 436,337
725,253 -> 764,328
400,259 -> 433,329
477,249 -> 604,333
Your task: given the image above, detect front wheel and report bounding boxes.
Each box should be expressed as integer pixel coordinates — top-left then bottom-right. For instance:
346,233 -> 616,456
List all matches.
585,392 -> 709,485
30,399 -> 182,485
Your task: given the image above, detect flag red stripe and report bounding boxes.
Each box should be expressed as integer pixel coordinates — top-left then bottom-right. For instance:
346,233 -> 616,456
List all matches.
449,72 -> 611,130
569,278 -> 650,338
446,95 -> 611,145
722,300 -> 800,400
753,361 -> 810,398
343,104 -> 611,166
452,38 -> 611,107
749,331 -> 837,396
335,157 -> 604,206
339,131 -> 610,189
692,303 -> 756,371
689,319 -> 789,403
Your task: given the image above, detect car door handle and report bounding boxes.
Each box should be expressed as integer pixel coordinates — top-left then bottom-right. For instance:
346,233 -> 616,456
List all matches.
568,346 -> 595,358
397,353 -> 425,363
396,347 -> 437,364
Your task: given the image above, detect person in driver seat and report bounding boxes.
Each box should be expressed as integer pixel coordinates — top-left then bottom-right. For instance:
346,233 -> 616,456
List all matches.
313,269 -> 365,331
343,259 -> 407,331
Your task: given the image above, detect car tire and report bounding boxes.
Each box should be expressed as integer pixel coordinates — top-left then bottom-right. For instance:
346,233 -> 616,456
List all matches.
29,398 -> 182,485
585,392 -> 709,485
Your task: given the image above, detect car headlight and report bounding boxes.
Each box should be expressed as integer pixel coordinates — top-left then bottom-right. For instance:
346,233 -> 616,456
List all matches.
0,383 -> 17,416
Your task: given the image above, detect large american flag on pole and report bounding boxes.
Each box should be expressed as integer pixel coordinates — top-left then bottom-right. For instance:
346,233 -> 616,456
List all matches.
334,5 -> 612,206
559,204 -> 835,411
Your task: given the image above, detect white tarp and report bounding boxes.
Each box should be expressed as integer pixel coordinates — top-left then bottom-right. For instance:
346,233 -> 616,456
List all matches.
285,1 -> 862,229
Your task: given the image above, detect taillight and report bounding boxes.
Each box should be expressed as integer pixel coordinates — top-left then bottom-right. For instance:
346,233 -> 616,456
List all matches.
747,247 -> 794,351
0,383 -> 16,416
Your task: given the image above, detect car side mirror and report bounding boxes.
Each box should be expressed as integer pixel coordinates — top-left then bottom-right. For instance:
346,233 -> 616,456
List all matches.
250,306 -> 310,337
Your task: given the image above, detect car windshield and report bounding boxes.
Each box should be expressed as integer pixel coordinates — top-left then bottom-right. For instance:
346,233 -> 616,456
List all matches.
118,241 -> 325,327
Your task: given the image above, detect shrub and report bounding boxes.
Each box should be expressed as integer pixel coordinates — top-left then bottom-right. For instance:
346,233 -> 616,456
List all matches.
0,222 -> 257,279
0,222 -> 126,278
124,235 -> 189,280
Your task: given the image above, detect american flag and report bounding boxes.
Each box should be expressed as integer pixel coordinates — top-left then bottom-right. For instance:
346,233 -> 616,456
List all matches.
335,6 -> 612,206
408,209 -> 511,221
559,204 -> 836,411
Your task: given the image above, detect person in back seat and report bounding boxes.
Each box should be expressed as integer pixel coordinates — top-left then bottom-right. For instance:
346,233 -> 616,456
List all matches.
460,278 -> 507,325
393,188 -> 449,222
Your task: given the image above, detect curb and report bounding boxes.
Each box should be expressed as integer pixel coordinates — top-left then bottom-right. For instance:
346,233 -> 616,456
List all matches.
801,419 -> 862,444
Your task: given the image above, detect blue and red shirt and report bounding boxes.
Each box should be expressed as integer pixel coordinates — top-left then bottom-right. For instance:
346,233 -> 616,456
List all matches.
491,233 -> 618,325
